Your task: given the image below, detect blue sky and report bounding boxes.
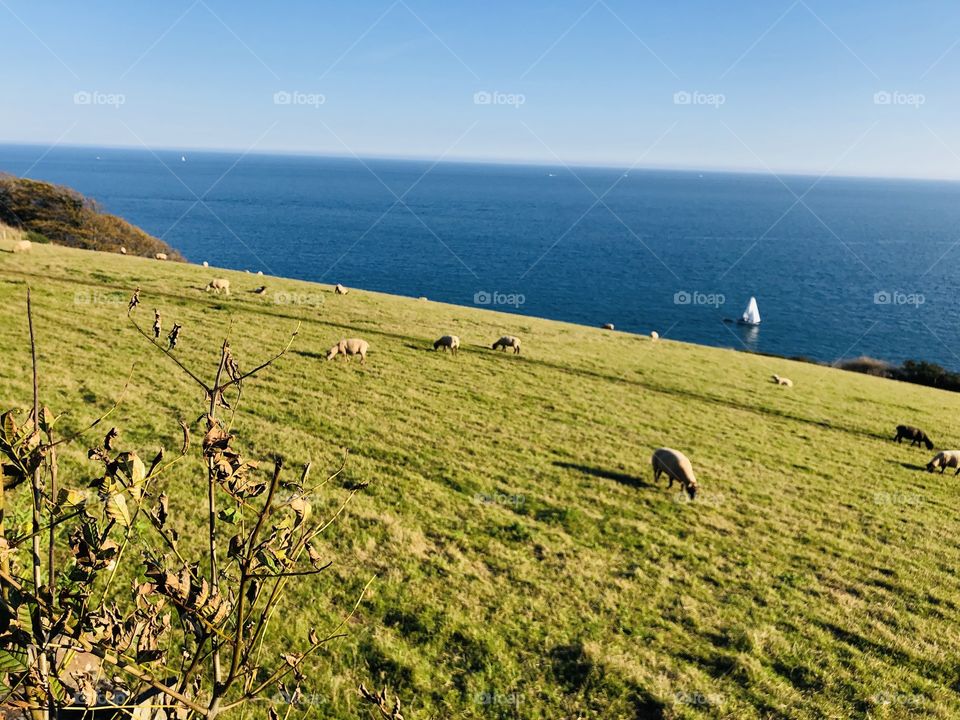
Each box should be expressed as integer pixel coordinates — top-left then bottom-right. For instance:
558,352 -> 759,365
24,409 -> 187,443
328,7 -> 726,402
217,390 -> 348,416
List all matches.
2,0 -> 960,178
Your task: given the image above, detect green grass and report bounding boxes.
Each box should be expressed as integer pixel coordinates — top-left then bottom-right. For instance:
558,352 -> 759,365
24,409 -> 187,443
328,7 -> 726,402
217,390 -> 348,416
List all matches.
1,238 -> 959,719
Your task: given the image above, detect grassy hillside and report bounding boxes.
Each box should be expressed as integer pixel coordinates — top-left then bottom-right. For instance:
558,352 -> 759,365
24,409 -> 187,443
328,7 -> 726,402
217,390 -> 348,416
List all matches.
1,238 -> 959,719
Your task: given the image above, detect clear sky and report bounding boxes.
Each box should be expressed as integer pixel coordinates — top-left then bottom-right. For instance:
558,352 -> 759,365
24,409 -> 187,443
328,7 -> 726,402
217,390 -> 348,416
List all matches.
2,0 -> 960,179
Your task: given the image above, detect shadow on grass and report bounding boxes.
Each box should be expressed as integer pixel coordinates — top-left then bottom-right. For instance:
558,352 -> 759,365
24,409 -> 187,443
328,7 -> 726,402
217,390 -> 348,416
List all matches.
889,460 -> 928,472
553,461 -> 652,489
293,349 -> 328,361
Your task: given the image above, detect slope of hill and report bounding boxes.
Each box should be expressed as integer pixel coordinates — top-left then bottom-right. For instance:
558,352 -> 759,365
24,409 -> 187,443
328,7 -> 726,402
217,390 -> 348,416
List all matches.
0,238 -> 958,719
0,174 -> 182,259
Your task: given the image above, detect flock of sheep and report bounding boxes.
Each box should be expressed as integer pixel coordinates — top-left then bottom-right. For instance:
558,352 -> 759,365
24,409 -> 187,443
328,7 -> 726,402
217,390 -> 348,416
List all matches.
195,274 -> 956,501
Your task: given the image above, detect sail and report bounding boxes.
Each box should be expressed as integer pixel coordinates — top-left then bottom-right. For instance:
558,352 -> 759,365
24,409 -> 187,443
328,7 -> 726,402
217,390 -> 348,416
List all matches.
742,296 -> 761,325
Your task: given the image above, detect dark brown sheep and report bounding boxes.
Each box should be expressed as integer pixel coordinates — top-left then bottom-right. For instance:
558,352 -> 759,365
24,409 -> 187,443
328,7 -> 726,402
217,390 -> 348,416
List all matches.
895,425 -> 934,450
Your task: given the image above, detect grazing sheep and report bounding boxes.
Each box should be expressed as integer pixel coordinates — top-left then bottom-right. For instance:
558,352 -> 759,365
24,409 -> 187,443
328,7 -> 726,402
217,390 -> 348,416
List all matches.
12,240 -> 31,253
650,331 -> 659,341
335,284 -> 349,295
602,323 -> 615,330
895,424 -> 935,450
492,336 -> 521,354
927,450 -> 960,474
327,338 -> 368,364
206,278 -> 231,295
119,246 -> 127,255
771,374 -> 793,387
434,335 -> 460,354
651,447 -> 699,500
202,261 -> 209,267
154,252 -> 168,261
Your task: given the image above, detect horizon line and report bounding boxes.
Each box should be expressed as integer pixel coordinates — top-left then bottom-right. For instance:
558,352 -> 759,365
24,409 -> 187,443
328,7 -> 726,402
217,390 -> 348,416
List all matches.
2,139 -> 959,186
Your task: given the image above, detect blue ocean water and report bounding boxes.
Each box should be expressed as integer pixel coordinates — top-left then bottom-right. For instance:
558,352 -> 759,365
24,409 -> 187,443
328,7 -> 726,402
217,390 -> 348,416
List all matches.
3,143 -> 960,369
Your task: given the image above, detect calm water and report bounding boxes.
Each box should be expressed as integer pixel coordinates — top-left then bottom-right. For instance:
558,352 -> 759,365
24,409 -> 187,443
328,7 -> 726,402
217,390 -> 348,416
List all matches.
4,144 -> 960,369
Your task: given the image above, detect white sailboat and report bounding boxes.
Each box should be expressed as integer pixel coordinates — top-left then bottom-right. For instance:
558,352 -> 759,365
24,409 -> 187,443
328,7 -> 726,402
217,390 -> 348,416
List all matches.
739,296 -> 761,326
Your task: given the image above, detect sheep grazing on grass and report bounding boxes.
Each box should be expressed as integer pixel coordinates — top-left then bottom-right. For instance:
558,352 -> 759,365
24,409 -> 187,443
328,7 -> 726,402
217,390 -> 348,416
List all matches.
335,284 -> 349,295
602,323 -> 615,331
650,331 -> 659,341
202,261 -> 209,267
651,447 -> 698,500
154,252 -> 168,261
895,424 -> 934,450
434,335 -> 460,354
119,246 -> 127,255
327,338 -> 368,364
771,374 -> 793,387
12,240 -> 31,253
206,278 -> 231,295
492,336 -> 521,354
927,450 -> 960,474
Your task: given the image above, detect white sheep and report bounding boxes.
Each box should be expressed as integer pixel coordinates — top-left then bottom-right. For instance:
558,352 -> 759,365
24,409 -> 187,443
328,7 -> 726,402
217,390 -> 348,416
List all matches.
206,278 -> 231,295
602,323 -> 615,331
651,447 -> 699,500
335,284 -> 349,295
927,450 -> 960,474
154,252 -> 168,261
771,374 -> 793,387
327,338 -> 368,364
434,335 -> 460,354
119,246 -> 127,255
492,336 -> 521,354
12,240 -> 31,253
650,331 -> 659,341
202,261 -> 209,267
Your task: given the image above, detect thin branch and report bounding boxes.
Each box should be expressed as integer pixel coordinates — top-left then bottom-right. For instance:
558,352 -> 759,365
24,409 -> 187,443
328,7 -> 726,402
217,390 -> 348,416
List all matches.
214,322 -> 300,394
128,312 -> 210,393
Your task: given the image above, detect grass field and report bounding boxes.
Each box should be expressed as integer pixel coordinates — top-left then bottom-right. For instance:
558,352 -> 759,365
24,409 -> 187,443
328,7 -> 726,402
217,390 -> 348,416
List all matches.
1,237 -> 959,719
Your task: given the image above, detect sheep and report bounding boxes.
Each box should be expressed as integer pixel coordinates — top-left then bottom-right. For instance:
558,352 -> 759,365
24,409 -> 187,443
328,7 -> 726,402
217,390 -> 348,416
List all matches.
202,261 -> 209,267
602,323 -> 615,331
335,284 -> 349,295
650,331 -> 659,341
206,278 -> 231,295
927,450 -> 960,474
434,335 -> 460,354
651,447 -> 698,500
119,246 -> 127,255
771,374 -> 793,387
326,338 -> 368,364
895,424 -> 934,450
154,252 -> 168,261
12,240 -> 31,253
492,336 -> 521,354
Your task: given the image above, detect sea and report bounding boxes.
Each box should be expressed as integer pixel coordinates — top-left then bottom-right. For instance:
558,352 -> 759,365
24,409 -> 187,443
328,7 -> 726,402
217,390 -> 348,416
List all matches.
3,143 -> 960,370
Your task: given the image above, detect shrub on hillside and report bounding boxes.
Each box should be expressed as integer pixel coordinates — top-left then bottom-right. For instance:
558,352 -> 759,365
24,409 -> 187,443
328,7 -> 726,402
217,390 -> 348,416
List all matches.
0,174 -> 181,259
0,290 -> 397,719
